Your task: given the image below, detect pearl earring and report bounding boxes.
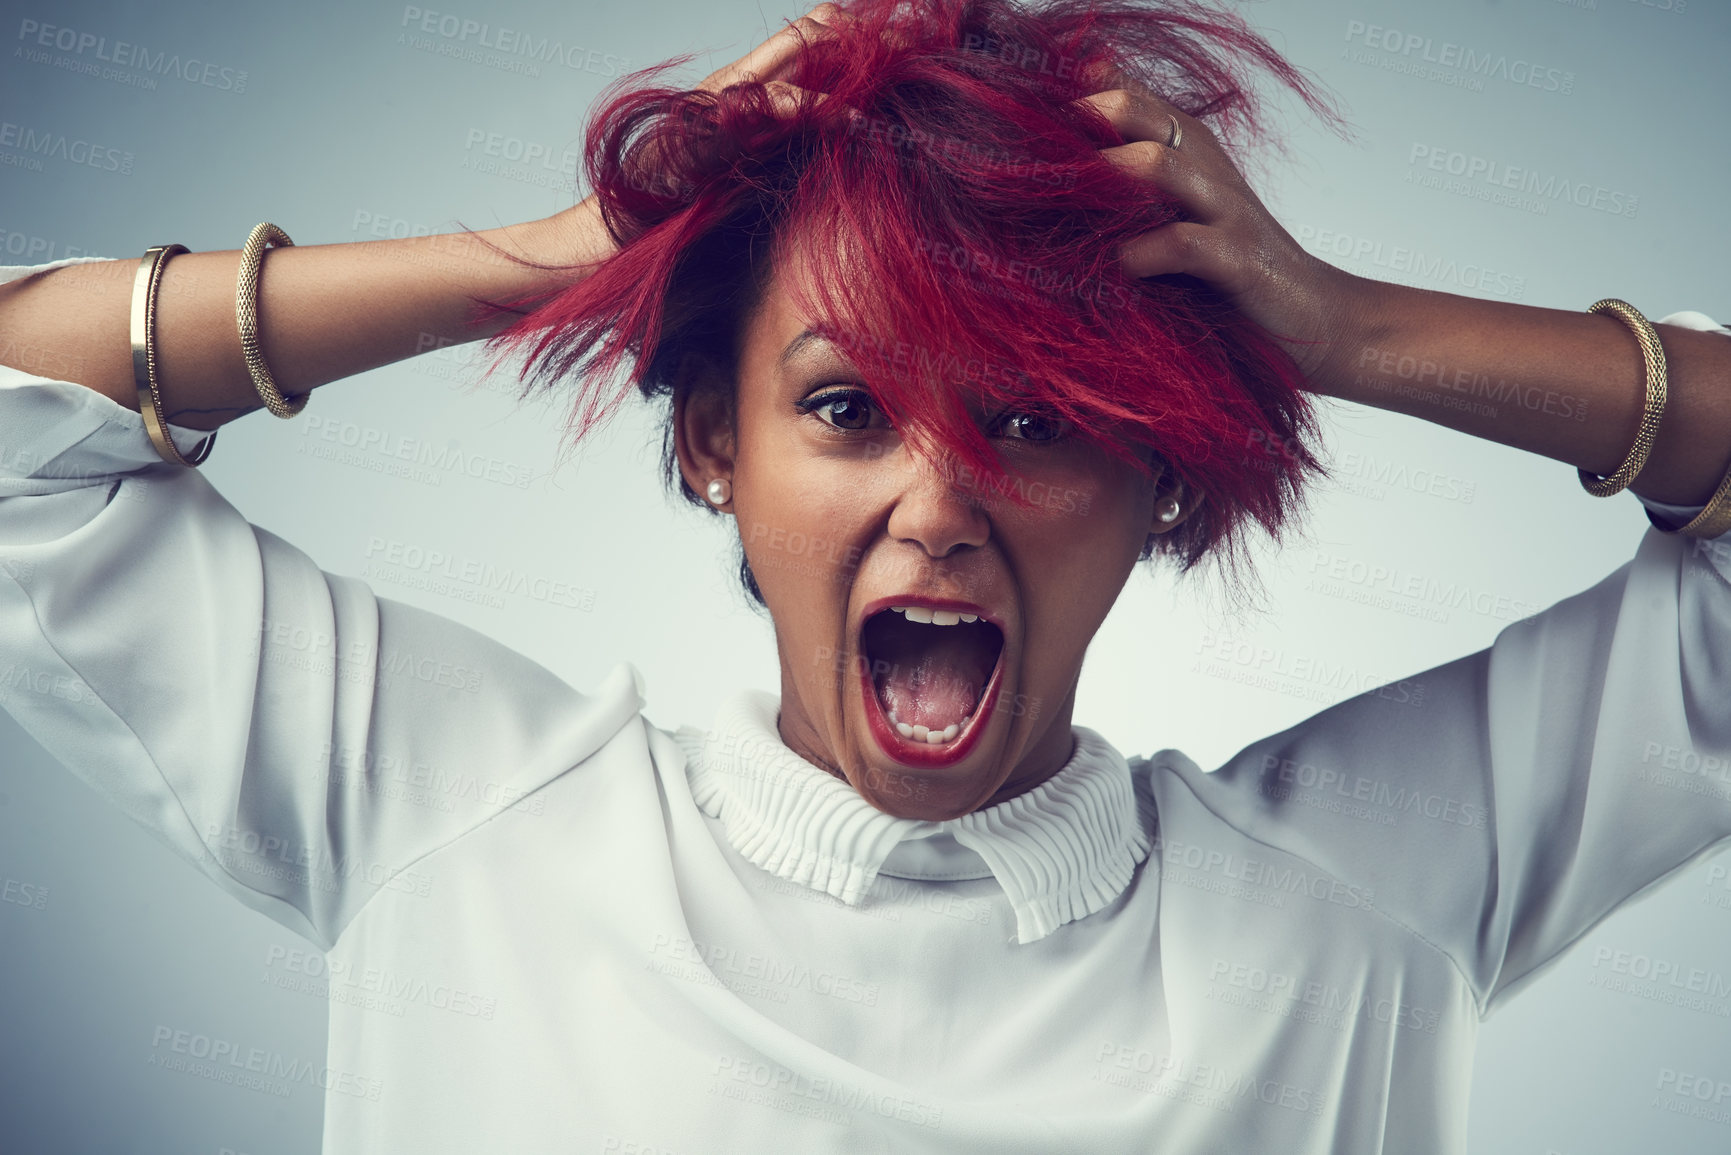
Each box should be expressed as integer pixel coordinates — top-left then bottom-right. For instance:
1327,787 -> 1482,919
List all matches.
1156,497 -> 1181,524
705,478 -> 732,506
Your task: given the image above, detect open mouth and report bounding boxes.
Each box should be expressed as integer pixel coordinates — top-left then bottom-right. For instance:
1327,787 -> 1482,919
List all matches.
858,602 -> 1006,764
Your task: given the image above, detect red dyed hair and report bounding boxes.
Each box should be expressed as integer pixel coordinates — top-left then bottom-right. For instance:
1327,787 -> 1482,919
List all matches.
492,0 -> 1339,596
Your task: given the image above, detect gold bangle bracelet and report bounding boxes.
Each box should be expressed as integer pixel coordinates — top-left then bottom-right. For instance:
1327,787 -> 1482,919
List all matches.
1675,457 -> 1731,539
130,244 -> 217,467
235,222 -> 307,418
1579,298 -> 1667,498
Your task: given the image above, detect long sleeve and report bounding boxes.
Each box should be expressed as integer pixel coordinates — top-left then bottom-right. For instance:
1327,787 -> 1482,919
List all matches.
1151,311 -> 1731,1014
0,258 -> 645,950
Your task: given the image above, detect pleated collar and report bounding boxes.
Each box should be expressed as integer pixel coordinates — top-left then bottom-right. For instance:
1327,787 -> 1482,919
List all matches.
675,690 -> 1151,944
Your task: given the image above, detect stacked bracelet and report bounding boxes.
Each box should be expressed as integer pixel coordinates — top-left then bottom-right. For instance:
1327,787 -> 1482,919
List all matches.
130,244 -> 217,467
1579,297 -> 1731,539
124,220 -> 310,466
1675,460 -> 1731,539
235,222 -> 308,418
1578,298 -> 1667,498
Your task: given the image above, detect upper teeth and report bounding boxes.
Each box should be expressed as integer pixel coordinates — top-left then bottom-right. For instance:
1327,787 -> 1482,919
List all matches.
890,606 -> 978,626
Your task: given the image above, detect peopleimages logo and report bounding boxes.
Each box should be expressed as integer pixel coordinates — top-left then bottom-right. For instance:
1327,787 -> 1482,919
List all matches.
1292,226 -> 1526,300
0,228 -> 101,263
149,1025 -> 383,1101
398,6 -> 631,78
0,121 -> 132,175
1406,144 -> 1638,219
1342,20 -> 1574,94
15,18 -> 249,92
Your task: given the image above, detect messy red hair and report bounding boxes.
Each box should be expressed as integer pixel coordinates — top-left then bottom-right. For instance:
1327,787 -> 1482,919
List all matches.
492,0 -> 1338,591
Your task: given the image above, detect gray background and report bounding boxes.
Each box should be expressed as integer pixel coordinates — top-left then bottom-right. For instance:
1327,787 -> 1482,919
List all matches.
1,0 -> 1727,1151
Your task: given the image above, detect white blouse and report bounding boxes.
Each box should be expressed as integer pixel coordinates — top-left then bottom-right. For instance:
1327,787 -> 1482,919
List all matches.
3,256 -> 1731,1154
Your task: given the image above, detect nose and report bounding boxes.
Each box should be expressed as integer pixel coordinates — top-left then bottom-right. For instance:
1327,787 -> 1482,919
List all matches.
884,441 -> 991,559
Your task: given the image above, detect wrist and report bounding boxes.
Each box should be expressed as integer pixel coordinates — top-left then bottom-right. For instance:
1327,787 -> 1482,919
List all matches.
469,198 -> 618,304
1303,269 -> 1399,400
528,196 -> 619,271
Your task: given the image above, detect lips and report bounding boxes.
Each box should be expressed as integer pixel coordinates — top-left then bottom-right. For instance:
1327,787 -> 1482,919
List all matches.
855,597 -> 1006,768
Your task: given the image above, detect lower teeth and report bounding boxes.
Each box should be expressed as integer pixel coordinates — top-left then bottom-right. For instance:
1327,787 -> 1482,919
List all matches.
889,710 -> 964,745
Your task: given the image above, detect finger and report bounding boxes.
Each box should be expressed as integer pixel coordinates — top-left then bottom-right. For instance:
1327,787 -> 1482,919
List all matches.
1076,88 -> 1202,154
762,79 -> 830,118
1097,139 -> 1223,223
1074,58 -> 1127,94
702,5 -> 848,92
1115,222 -> 1234,282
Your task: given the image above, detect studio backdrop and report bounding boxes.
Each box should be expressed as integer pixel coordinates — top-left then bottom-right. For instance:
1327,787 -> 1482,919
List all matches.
1,0 -> 1727,1152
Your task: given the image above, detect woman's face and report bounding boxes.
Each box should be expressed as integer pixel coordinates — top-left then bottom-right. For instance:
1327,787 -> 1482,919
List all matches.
680,251 -> 1186,821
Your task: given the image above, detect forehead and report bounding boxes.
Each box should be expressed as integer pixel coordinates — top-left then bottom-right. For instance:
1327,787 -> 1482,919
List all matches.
736,229 -> 835,361
739,259 -> 813,364
733,242 -> 888,403
727,223 -> 1085,447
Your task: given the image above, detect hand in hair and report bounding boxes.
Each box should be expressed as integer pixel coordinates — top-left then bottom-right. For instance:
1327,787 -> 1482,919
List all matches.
1084,81 -> 1364,385
694,3 -> 847,106
606,4 -> 850,224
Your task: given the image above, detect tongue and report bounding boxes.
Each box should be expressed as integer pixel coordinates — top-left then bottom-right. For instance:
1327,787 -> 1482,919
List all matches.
865,612 -> 1003,730
878,654 -> 981,731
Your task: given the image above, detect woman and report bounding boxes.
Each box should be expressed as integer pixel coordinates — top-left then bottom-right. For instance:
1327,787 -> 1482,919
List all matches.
1,0 -> 1727,1151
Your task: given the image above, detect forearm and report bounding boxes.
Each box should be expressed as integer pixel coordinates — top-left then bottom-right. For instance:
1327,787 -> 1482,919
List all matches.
1315,275 -> 1731,506
0,198 -> 614,431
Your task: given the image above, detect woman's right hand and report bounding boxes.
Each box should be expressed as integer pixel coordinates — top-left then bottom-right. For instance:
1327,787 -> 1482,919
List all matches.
693,3 -> 848,102
0,6 -> 854,429
511,3 -> 850,318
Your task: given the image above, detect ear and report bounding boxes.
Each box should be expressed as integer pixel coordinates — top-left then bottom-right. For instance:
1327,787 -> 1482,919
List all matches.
1146,466 -> 1203,536
672,357 -> 737,509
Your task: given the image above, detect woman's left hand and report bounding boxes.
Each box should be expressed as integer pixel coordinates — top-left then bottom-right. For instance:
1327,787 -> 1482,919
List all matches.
1081,84 -> 1371,386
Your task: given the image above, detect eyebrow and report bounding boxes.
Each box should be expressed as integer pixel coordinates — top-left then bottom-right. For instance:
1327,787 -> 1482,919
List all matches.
778,328 -> 829,367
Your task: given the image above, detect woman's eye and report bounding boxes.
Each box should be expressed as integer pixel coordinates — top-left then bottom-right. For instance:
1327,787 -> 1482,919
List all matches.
800,389 -> 883,432
995,411 -> 1069,442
